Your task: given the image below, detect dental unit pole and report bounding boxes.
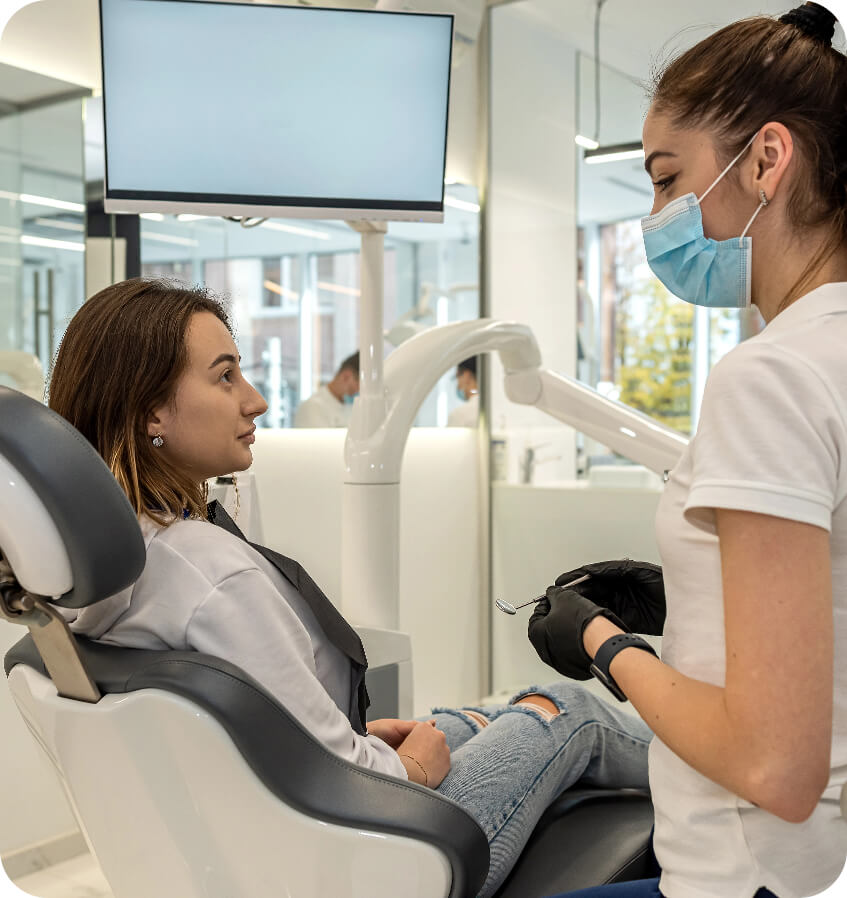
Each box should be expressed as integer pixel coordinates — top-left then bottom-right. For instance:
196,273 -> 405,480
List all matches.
342,318 -> 543,630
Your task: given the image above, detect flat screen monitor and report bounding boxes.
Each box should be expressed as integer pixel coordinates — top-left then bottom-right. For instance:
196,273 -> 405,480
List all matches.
99,0 -> 453,222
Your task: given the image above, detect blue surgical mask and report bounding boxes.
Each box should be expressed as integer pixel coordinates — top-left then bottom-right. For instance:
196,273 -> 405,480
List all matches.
343,392 -> 358,406
456,386 -> 467,402
641,131 -> 768,309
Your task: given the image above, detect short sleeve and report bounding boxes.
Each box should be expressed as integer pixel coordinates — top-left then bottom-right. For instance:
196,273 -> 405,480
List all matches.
684,341 -> 846,533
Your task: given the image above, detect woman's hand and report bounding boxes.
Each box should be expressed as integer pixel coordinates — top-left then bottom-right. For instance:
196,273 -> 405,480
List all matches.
366,718 -> 418,749
527,585 -> 626,678
555,559 -> 666,635
396,720 -> 451,788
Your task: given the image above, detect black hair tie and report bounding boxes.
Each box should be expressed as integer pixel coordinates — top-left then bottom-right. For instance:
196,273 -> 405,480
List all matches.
779,2 -> 837,45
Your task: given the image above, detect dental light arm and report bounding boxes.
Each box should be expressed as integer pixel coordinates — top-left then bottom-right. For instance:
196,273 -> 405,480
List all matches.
346,319 -> 540,484
504,368 -> 688,476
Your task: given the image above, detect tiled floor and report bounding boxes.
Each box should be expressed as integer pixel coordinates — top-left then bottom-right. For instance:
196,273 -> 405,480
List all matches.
7,853 -> 113,898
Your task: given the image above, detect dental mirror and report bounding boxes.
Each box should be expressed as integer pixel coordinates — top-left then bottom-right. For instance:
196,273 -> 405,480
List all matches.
495,574 -> 591,616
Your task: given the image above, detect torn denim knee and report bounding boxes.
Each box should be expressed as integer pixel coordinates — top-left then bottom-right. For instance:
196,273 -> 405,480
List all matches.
431,706 -> 488,735
509,684 -> 568,714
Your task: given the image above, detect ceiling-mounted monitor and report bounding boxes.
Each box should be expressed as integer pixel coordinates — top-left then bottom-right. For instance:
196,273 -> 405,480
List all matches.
99,0 -> 453,222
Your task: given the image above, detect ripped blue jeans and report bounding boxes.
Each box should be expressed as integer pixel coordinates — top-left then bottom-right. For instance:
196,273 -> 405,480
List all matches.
428,681 -> 653,898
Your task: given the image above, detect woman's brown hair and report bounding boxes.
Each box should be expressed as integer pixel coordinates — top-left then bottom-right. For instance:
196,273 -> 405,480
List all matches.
651,3 -> 847,303
49,277 -> 231,525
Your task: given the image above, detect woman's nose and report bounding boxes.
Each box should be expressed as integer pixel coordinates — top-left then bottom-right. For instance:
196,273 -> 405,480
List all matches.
244,381 -> 269,417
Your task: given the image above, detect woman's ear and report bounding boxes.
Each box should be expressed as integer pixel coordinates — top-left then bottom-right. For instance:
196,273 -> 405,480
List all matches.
146,411 -> 163,439
753,122 -> 793,200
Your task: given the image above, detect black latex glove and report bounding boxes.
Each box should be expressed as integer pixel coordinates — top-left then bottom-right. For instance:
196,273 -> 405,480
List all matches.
528,585 -> 627,680
555,559 -> 665,636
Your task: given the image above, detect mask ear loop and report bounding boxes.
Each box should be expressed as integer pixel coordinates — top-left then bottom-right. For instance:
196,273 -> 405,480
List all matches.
738,188 -> 769,246
697,130 -> 760,205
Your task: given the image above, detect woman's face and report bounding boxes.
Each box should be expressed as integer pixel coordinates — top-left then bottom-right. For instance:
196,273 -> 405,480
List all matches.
642,108 -> 753,242
148,311 -> 268,482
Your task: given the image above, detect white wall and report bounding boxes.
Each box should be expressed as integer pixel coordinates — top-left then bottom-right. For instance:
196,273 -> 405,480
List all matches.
487,3 -> 579,479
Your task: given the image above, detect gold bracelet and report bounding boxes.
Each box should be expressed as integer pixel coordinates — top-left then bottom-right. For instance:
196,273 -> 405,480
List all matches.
400,753 -> 428,787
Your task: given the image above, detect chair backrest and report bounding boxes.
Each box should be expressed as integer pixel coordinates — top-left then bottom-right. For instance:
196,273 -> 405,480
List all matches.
0,386 -> 489,897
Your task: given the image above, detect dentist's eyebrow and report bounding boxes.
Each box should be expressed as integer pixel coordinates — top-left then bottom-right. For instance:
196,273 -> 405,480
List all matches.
208,353 -> 240,369
644,150 -> 678,177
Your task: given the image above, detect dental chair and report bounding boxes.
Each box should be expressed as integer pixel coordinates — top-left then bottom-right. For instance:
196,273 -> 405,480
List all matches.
0,385 -> 655,898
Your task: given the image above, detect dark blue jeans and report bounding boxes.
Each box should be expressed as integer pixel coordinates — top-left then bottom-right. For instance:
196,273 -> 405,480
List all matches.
550,880 -> 778,897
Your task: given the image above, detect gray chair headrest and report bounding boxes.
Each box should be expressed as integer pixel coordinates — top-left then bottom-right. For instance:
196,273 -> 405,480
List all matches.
0,387 -> 145,608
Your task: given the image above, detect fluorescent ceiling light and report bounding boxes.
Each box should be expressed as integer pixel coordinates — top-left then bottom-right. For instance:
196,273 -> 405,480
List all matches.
263,279 -> 300,301
33,218 -> 85,232
19,193 -> 85,212
317,281 -> 360,297
0,190 -> 85,213
20,235 -> 84,252
139,212 -> 165,221
575,134 -> 600,150
141,231 -> 198,247
583,142 -> 645,165
260,221 -> 330,240
444,196 -> 480,214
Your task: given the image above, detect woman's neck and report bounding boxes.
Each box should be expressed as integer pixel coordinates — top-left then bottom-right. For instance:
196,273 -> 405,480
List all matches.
755,228 -> 847,323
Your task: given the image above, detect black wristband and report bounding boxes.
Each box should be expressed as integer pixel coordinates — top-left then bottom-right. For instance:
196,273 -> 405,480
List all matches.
589,633 -> 657,702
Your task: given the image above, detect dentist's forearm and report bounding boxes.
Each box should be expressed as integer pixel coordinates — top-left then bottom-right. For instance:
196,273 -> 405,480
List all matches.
582,617 -> 825,822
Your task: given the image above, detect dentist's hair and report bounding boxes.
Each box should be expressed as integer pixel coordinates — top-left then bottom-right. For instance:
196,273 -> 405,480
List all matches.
49,277 -> 232,525
650,2 -> 847,298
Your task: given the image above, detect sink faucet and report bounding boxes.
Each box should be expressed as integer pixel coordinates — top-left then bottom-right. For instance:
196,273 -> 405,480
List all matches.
520,443 -> 561,484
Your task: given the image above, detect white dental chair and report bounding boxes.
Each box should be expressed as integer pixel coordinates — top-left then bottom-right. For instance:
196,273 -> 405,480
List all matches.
0,386 -> 655,898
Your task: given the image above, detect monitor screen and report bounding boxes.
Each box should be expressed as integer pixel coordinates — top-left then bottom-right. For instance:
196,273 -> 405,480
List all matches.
99,0 -> 453,222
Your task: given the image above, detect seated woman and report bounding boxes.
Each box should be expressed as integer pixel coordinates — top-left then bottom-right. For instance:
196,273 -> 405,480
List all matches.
48,277 -> 652,897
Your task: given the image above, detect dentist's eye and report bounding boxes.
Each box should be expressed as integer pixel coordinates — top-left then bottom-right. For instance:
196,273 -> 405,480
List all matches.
220,369 -> 233,384
653,175 -> 676,192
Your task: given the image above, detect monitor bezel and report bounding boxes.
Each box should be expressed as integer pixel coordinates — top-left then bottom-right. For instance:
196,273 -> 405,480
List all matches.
99,0 -> 453,224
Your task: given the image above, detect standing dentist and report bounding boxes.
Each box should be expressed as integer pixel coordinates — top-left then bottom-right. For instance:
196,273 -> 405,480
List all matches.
530,4 -> 847,897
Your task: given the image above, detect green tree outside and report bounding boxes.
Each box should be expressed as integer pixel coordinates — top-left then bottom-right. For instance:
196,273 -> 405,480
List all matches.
616,277 -> 694,434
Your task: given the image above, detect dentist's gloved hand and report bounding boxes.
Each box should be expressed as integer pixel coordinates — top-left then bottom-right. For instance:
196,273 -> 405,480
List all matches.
555,559 -> 666,636
528,585 -> 627,679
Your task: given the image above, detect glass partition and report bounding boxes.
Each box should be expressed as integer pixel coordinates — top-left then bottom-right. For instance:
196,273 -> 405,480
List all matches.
0,96 -> 85,390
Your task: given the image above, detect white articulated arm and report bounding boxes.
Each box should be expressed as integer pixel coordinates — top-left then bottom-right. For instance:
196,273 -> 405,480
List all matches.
505,368 -> 689,475
345,318 -> 540,484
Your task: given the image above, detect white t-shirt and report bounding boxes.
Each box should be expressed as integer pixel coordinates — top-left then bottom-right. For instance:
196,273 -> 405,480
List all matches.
652,283 -> 847,898
63,516 -> 407,780
293,385 -> 352,428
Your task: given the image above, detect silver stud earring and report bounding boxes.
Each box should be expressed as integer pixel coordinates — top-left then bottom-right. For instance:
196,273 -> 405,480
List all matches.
759,189 -> 769,206
152,434 -> 164,448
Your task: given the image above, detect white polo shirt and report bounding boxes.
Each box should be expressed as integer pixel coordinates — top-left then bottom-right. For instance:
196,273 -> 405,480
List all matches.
652,283 -> 847,898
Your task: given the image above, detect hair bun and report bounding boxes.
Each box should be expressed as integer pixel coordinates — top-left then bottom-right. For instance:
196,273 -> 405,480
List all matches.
779,2 -> 837,45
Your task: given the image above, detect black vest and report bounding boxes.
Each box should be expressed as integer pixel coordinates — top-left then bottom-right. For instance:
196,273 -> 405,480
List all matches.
206,500 -> 370,735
